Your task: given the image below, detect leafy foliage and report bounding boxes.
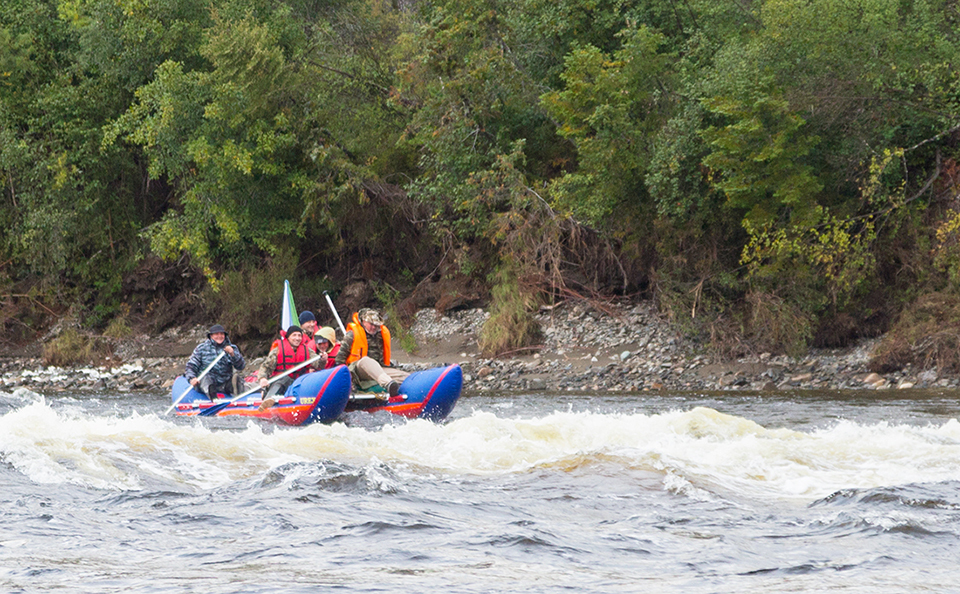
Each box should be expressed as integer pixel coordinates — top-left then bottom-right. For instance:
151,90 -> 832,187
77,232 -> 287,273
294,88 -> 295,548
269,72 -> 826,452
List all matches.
2,0 -> 960,360
541,26 -> 674,225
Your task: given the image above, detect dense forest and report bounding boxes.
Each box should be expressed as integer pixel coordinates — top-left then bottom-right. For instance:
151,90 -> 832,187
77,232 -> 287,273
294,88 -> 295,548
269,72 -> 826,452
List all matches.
2,0 -> 960,366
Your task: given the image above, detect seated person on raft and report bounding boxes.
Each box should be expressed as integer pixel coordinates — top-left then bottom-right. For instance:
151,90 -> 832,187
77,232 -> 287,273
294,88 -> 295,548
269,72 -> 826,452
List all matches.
334,308 -> 409,398
315,326 -> 340,368
257,325 -> 321,409
298,311 -> 319,352
184,324 -> 246,399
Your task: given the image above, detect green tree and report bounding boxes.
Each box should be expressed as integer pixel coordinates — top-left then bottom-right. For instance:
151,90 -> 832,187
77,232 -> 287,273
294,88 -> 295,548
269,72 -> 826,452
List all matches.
1,0 -> 217,323
541,26 -> 674,225
398,0 -> 554,240
106,1 -> 412,284
699,77 -> 822,227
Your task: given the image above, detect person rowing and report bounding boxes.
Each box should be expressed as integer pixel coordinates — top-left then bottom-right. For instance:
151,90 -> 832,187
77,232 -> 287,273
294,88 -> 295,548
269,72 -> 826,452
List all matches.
256,325 -> 321,410
184,324 -> 246,400
298,311 -> 319,352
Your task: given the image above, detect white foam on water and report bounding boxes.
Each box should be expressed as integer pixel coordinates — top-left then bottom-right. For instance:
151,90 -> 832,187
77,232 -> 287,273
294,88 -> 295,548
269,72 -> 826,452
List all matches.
2,401 -> 959,501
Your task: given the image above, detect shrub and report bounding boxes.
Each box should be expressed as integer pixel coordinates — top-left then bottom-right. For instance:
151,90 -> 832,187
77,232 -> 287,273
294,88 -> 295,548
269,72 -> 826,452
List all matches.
103,316 -> 133,339
42,328 -> 112,367
869,292 -> 960,373
479,265 -> 542,357
373,281 -> 418,354
744,291 -> 814,358
210,255 -> 296,339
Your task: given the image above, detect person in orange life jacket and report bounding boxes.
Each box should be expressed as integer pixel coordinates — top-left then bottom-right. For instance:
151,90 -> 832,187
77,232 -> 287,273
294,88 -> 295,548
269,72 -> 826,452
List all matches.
256,325 -> 320,409
298,311 -> 318,352
315,326 -> 341,369
334,308 -> 408,397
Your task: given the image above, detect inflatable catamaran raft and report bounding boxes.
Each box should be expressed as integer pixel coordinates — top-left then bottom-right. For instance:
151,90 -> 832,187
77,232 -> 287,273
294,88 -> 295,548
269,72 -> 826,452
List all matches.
169,281 -> 462,425
169,363 -> 463,425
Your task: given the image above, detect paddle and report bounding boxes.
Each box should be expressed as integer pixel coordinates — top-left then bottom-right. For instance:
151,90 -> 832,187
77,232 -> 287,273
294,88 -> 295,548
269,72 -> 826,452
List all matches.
166,350 -> 227,415
323,290 -> 347,335
350,392 -> 404,401
197,354 -> 324,416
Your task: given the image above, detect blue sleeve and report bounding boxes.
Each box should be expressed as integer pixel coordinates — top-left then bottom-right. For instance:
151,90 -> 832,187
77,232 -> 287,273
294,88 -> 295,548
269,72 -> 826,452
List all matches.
184,344 -> 204,379
229,344 -> 245,371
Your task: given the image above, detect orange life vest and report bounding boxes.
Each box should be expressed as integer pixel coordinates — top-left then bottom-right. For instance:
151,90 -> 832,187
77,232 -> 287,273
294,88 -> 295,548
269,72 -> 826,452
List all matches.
274,338 -> 308,378
345,312 -> 391,366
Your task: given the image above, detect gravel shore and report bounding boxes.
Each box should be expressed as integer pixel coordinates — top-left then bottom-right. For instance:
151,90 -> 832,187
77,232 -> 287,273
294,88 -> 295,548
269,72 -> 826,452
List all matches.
405,302 -> 949,392
1,301 -> 954,394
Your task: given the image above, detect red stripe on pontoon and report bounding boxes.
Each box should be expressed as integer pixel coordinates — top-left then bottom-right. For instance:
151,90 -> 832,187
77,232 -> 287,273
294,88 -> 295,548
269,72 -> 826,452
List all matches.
421,366 -> 454,410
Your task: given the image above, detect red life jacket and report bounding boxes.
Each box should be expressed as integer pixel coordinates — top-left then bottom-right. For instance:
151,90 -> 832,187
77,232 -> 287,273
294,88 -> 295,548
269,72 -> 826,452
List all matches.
323,343 -> 341,369
274,339 -> 308,379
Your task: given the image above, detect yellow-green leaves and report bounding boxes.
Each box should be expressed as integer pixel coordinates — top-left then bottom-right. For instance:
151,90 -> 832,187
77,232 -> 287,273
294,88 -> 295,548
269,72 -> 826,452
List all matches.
741,209 -> 876,307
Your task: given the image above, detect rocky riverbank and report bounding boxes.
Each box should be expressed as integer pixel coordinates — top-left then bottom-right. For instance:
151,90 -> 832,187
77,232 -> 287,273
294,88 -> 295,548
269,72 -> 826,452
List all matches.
1,301 -> 955,394
405,302 -> 952,392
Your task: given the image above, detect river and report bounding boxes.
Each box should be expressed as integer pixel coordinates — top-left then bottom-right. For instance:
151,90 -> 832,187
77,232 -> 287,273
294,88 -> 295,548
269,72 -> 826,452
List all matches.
2,387 -> 959,593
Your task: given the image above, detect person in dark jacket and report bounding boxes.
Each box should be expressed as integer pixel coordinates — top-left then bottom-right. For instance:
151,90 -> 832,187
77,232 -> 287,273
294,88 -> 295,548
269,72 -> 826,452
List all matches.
184,324 -> 246,399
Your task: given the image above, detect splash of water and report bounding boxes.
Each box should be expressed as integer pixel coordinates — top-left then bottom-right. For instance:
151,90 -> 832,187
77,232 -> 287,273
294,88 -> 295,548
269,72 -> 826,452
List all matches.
2,399 -> 959,501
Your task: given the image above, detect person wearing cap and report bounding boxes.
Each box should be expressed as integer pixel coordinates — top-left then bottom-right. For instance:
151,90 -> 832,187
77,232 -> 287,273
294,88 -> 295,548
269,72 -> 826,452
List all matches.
184,324 -> 246,399
298,311 -> 319,352
315,326 -> 341,369
257,325 -> 321,409
335,308 -> 408,397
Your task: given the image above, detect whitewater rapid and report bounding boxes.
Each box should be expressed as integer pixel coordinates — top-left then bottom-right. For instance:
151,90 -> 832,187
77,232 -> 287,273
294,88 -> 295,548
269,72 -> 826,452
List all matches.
2,387 -> 959,593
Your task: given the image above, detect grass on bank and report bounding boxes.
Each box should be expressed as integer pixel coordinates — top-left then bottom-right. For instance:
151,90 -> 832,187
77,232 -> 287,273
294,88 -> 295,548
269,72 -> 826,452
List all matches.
870,292 -> 960,373
42,328 -> 113,367
479,265 -> 542,357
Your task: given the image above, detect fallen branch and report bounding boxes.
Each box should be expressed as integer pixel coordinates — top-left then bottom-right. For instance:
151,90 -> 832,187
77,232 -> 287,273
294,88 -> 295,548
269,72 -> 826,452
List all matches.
1,294 -> 58,316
